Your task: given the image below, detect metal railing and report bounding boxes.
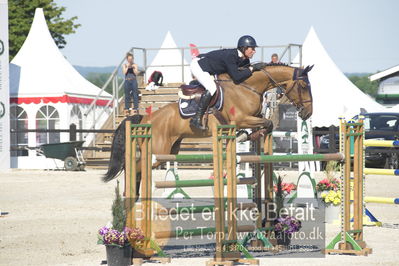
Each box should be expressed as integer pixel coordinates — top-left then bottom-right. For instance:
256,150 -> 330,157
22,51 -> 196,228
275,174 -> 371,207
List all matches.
83,44 -> 302,134
131,44 -> 302,83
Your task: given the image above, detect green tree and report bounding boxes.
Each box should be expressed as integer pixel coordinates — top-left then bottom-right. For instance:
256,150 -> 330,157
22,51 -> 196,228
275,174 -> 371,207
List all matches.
348,75 -> 379,97
8,0 -> 81,60
86,72 -> 124,95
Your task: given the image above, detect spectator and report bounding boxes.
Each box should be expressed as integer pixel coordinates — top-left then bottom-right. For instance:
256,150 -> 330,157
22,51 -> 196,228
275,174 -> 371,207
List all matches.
269,53 -> 283,96
122,52 -> 139,116
270,53 -> 279,64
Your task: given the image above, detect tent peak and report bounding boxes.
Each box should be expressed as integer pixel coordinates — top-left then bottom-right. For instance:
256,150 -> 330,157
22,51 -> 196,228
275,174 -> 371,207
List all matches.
10,8 -> 111,99
160,31 -> 178,49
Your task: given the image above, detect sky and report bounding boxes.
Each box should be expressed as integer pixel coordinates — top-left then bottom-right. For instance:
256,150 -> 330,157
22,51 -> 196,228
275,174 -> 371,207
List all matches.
54,0 -> 399,73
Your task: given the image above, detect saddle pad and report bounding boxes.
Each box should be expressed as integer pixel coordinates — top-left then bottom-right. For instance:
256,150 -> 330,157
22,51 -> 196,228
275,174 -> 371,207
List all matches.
178,89 -> 224,118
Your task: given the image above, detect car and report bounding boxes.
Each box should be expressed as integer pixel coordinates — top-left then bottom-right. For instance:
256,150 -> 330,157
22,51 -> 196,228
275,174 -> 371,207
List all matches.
359,112 -> 399,168
319,112 -> 399,168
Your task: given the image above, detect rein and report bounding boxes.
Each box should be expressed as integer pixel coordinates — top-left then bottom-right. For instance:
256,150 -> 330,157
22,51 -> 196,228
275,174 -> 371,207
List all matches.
216,79 -> 263,97
217,66 -> 311,113
260,68 -> 311,112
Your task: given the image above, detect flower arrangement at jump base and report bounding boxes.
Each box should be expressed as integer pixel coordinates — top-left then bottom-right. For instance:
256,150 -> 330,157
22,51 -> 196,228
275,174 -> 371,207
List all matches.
273,216 -> 302,234
97,181 -> 145,266
316,177 -> 340,192
98,225 -> 144,248
273,181 -> 297,196
317,161 -> 341,193
270,176 -> 302,247
320,189 -> 342,223
320,190 -> 342,206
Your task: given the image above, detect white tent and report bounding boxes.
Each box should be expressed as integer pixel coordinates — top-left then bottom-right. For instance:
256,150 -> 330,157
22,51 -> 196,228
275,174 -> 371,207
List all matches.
145,31 -> 192,84
296,27 -> 387,127
9,8 -> 112,169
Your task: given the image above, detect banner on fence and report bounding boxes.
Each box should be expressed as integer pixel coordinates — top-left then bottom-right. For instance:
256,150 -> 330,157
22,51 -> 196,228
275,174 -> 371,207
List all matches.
297,116 -> 320,173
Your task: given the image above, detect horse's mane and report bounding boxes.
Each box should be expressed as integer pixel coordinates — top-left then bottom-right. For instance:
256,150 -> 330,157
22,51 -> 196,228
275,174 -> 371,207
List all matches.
264,62 -> 290,67
255,62 -> 291,68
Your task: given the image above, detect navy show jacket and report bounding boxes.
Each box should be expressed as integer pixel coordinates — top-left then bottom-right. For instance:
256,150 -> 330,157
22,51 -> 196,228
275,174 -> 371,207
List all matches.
197,49 -> 252,84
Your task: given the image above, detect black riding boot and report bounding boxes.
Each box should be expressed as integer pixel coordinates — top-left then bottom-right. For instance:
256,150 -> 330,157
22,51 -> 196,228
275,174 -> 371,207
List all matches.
190,91 -> 212,130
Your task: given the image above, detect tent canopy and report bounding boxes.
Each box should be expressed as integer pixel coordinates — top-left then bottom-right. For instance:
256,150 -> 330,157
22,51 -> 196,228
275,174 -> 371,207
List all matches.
297,27 -> 387,127
145,31 -> 192,84
10,8 -> 111,106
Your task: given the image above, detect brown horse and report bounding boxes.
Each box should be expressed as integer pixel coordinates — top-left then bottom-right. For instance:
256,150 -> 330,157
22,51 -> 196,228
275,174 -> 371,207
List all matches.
103,63 -> 313,191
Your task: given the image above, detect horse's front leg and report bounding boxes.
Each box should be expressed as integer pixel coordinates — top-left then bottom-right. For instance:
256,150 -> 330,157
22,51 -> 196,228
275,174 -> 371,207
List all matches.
236,116 -> 273,141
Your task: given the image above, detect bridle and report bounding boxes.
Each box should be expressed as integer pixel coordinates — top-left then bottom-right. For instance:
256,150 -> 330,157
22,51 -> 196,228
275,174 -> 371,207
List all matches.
258,67 -> 312,113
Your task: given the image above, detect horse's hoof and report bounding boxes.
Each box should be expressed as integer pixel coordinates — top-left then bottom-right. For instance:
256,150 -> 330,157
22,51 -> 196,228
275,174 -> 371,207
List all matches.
237,130 -> 249,142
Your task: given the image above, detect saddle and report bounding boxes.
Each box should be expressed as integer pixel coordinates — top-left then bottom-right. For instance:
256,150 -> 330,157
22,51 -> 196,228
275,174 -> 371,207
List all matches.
177,80 -> 225,124
179,81 -> 222,107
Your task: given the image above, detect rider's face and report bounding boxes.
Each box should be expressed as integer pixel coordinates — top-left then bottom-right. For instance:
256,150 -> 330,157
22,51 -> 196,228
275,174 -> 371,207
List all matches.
244,47 -> 256,59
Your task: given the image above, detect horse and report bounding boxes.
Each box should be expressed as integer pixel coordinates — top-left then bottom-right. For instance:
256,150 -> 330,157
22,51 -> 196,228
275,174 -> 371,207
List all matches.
103,63 -> 314,195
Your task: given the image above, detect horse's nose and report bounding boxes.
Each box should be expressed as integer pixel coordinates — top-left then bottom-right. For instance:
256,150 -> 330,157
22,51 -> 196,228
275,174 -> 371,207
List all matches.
299,109 -> 311,121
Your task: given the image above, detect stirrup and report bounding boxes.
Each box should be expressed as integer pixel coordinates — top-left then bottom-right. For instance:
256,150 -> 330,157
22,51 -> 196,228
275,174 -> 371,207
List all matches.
190,117 -> 206,130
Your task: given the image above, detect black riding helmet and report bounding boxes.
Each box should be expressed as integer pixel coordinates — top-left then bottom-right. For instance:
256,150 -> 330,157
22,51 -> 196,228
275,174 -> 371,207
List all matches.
237,35 -> 258,52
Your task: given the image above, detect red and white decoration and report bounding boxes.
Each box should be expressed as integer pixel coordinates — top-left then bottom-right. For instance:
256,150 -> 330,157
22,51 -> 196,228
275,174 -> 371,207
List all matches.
9,8 -> 112,169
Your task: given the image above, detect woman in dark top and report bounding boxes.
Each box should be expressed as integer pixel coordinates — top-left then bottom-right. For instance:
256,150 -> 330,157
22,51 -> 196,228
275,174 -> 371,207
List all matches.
122,53 -> 139,116
189,35 -> 262,129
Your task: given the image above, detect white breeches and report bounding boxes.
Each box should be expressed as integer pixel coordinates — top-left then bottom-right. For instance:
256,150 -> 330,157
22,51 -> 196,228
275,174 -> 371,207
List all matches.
190,58 -> 217,95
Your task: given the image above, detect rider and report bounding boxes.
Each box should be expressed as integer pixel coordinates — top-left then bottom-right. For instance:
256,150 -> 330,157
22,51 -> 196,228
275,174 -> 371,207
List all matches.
189,35 -> 264,129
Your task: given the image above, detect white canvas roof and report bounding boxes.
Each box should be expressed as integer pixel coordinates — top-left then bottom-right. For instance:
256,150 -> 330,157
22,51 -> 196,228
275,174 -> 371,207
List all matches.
369,65 -> 399,81
10,8 -> 111,100
296,27 -> 387,127
145,31 -> 192,84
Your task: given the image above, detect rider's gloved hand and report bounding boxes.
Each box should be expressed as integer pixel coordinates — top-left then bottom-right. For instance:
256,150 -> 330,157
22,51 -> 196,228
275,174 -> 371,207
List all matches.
251,63 -> 265,72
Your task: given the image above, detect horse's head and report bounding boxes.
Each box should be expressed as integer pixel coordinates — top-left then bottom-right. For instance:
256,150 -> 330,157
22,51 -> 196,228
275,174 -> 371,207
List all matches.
283,65 -> 313,120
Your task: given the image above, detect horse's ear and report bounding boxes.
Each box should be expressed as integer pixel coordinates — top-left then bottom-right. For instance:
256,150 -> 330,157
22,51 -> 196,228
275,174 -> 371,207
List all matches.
301,65 -> 314,76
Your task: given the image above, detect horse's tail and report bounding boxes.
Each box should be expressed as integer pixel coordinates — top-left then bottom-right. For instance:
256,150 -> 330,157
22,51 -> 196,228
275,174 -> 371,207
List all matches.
102,115 -> 143,182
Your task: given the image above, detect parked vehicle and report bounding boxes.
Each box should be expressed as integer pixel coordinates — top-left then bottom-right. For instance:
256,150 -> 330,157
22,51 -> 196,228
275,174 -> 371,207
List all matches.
319,113 -> 399,168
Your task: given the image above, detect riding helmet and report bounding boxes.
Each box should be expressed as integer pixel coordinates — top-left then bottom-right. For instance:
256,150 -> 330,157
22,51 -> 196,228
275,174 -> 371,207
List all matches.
237,35 -> 258,48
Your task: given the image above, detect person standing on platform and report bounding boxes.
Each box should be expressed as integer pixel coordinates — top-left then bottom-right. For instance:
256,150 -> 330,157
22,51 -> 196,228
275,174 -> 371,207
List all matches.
122,52 -> 139,116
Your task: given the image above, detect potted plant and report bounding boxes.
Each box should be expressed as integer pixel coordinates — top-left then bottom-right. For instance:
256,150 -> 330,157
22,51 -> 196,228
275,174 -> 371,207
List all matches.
273,216 -> 302,246
97,181 -> 144,266
272,176 -> 302,247
273,181 -> 297,197
316,177 -> 340,192
320,190 -> 342,223
317,161 -> 340,196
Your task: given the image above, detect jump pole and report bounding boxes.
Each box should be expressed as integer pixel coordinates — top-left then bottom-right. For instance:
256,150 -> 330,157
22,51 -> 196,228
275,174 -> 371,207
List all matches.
124,122 -> 170,263
364,139 -> 399,147
264,133 -> 274,240
154,153 -> 344,163
154,177 -> 256,188
364,197 -> 399,205
242,133 -> 275,248
362,138 -> 399,223
364,168 -> 399,176
207,124 -> 259,266
324,119 -> 372,256
155,202 -> 258,216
